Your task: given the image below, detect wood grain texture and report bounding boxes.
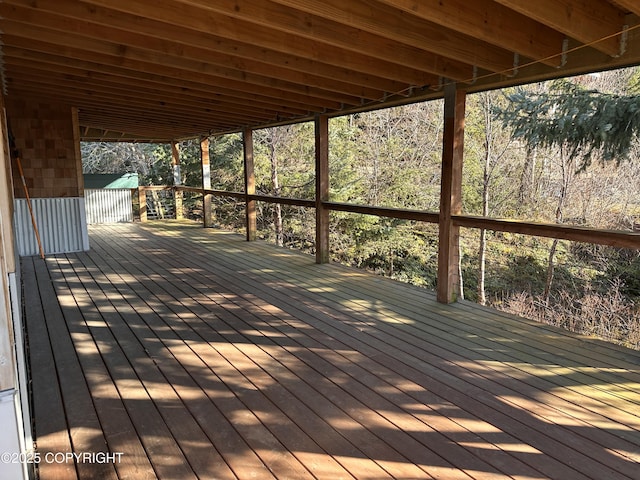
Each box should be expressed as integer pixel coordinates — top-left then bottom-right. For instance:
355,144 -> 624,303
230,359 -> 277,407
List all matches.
24,222 -> 640,479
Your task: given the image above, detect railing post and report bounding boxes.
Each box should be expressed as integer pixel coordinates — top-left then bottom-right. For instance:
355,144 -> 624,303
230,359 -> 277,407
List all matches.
200,136 -> 212,227
315,115 -> 330,264
138,186 -> 147,222
243,128 -> 257,241
437,82 -> 466,303
171,141 -> 183,220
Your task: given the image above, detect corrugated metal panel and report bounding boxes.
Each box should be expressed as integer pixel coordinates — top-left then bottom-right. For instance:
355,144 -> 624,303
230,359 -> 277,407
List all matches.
13,197 -> 90,257
85,189 -> 133,224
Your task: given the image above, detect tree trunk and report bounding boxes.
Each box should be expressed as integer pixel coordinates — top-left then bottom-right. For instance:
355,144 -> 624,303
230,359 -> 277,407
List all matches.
478,92 -> 491,305
269,135 -> 284,247
543,149 -> 571,303
478,228 -> 487,305
519,145 -> 538,206
544,238 -> 559,302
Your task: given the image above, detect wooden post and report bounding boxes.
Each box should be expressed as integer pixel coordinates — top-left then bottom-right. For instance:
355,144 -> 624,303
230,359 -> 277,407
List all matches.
243,128 -> 257,241
0,96 -> 16,391
200,136 -> 212,227
171,141 -> 183,220
437,83 -> 466,303
315,115 -> 330,264
138,186 -> 147,222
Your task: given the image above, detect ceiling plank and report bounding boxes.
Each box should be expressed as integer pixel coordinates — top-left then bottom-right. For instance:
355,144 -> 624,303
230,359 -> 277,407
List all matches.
494,0 -> 627,57
613,0 -> 640,17
81,0 -> 473,81
4,72 -> 282,124
375,0 -> 567,67
271,0 -> 520,73
1,0 -> 410,98
1,22 -> 363,108
4,61 -> 309,118
3,50 -> 318,114
2,38 -> 346,112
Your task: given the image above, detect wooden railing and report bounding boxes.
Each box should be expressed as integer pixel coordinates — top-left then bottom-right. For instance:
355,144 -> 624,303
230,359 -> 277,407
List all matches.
137,185 -> 640,250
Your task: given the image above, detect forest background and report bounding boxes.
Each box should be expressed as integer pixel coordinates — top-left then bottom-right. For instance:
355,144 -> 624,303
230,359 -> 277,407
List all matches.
82,68 -> 640,350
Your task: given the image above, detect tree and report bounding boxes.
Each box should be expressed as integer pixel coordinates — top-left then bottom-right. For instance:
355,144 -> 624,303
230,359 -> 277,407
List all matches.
495,79 -> 640,171
494,78 -> 640,300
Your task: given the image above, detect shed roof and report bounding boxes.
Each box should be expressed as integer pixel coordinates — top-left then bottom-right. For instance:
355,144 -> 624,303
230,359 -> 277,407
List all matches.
2,0 -> 640,142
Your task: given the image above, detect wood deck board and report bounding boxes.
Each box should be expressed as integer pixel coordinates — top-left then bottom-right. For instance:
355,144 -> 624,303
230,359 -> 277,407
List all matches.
22,257 -> 79,480
135,225 -> 639,478
89,225 -> 640,480
23,222 -> 640,480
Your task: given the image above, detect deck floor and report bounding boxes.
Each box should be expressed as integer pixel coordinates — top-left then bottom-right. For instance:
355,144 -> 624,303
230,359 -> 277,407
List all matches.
22,222 -> 640,480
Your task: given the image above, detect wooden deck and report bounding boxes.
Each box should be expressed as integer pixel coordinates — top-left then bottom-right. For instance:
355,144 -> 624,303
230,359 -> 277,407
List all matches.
23,222 -> 640,480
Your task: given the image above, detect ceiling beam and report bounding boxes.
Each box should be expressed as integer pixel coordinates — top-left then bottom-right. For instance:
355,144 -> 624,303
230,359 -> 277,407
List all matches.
0,0 -> 414,98
375,0 -> 568,67
1,22 -> 364,108
4,62 -> 309,119
270,0 -> 518,73
81,0 -> 474,81
494,0 -> 627,57
613,1 -> 640,17
2,50 -> 318,114
2,38 -> 346,112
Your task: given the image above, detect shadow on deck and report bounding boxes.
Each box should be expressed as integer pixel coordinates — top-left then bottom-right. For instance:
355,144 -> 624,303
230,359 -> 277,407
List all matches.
22,222 -> 640,479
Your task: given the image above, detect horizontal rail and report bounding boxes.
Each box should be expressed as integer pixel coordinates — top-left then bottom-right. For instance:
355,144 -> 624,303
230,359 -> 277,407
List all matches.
251,194 -> 315,208
325,201 -> 440,223
175,186 -> 315,206
148,186 -> 640,249
454,215 -> 640,249
175,186 -> 245,199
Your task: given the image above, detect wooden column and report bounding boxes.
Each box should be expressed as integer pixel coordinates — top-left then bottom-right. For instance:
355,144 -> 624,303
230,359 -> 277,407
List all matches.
0,94 -> 16,391
200,136 -> 213,227
315,115 -> 330,264
171,141 -> 183,219
138,187 -> 147,222
437,83 -> 466,303
243,128 -> 257,241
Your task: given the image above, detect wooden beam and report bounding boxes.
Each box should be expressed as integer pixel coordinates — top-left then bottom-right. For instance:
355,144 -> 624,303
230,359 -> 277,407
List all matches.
4,64 -> 306,119
243,129 -> 257,241
272,0 -> 519,73
77,0 -> 469,82
1,0 -> 406,100
2,48 -> 318,114
200,136 -> 213,228
494,0 -> 627,57
614,0 -> 640,17
377,0 -> 567,67
138,187 -> 147,222
0,97 -> 16,274
0,23 -> 362,108
57,0 -> 443,85
437,83 -> 466,304
315,115 -> 330,264
454,215 -> 640,249
0,91 -> 16,391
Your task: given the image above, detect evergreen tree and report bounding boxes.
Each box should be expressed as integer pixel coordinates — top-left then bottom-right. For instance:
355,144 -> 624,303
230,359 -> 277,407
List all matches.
494,79 -> 640,171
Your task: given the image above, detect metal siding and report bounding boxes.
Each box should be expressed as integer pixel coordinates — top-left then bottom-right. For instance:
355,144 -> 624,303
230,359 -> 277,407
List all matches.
85,188 -> 133,224
13,198 -> 89,256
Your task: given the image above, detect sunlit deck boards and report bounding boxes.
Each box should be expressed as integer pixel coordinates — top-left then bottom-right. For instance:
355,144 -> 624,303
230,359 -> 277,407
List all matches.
23,222 -> 640,480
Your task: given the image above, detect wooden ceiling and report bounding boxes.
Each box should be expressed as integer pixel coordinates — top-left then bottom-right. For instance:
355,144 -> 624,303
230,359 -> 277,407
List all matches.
2,0 -> 640,142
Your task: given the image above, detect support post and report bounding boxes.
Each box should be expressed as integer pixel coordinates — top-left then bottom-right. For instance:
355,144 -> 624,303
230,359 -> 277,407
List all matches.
315,115 -> 330,264
200,136 -> 212,227
138,187 -> 147,222
437,83 -> 466,303
243,128 -> 257,241
171,141 -> 183,220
